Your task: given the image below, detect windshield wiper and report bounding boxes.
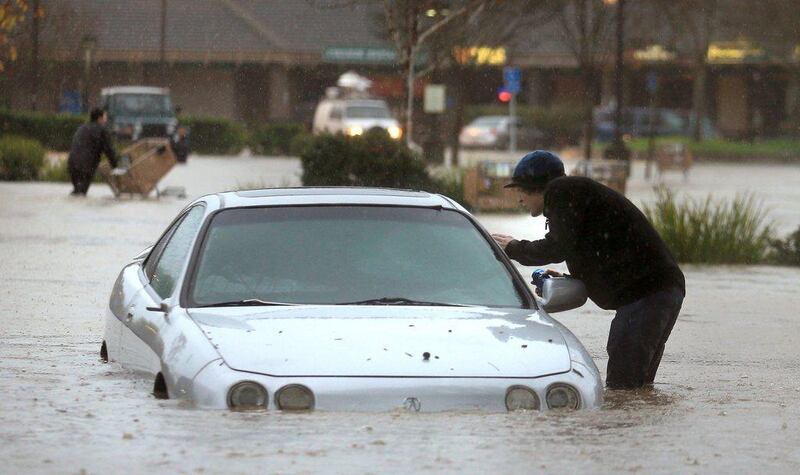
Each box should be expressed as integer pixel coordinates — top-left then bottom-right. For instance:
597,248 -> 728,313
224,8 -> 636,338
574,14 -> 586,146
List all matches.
336,297 -> 468,307
196,298 -> 296,308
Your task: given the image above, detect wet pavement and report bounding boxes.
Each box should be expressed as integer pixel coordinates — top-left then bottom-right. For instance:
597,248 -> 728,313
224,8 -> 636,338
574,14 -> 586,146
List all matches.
1,156 -> 799,474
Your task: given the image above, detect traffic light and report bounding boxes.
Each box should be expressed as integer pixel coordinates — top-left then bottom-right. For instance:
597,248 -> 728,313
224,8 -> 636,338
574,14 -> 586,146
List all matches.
497,88 -> 512,103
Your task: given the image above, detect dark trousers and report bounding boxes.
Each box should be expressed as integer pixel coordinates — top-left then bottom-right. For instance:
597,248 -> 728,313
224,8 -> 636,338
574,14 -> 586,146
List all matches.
606,287 -> 684,389
68,163 -> 96,195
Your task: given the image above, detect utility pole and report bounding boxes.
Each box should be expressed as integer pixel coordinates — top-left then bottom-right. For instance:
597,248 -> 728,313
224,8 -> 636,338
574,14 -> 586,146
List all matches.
160,0 -> 167,66
30,0 -> 40,110
603,0 -> 631,169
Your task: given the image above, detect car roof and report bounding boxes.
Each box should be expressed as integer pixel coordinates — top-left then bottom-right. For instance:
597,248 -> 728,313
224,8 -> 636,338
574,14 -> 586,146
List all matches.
209,187 -> 462,210
101,86 -> 170,96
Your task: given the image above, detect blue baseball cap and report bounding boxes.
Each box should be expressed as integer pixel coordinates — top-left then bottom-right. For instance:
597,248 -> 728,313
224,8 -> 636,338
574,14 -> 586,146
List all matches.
504,150 -> 566,189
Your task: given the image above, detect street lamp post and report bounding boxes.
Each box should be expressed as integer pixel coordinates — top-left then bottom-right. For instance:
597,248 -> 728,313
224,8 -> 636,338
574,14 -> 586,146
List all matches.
80,34 -> 97,114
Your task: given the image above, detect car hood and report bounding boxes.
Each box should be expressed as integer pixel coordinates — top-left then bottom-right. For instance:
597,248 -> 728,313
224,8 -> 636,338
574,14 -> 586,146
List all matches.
188,306 -> 571,378
342,118 -> 399,129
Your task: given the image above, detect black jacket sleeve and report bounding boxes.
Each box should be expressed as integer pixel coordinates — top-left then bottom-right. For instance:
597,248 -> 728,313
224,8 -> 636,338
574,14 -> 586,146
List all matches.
503,181 -> 585,267
504,233 -> 566,266
100,128 -> 118,168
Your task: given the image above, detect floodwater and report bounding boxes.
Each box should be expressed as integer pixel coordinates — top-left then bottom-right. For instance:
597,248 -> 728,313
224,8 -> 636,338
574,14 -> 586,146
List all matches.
1,156 -> 799,474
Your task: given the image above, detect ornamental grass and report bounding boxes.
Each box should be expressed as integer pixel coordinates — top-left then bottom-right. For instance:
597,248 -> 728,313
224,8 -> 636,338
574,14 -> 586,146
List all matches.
643,187 -> 774,264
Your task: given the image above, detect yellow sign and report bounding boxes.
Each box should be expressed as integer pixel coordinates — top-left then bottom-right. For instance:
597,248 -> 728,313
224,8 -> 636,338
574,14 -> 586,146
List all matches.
707,41 -> 765,63
454,47 -> 507,65
633,45 -> 675,62
794,45 -> 800,62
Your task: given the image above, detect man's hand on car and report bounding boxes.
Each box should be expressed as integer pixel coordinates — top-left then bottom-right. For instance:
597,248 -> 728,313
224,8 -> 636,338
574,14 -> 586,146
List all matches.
491,234 -> 515,249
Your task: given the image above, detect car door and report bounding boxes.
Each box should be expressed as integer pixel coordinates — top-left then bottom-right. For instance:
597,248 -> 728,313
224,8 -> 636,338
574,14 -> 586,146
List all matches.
119,205 -> 206,374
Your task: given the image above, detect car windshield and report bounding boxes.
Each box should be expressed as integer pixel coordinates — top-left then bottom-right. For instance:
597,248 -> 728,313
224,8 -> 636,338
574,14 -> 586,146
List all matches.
471,117 -> 505,126
189,206 -> 525,308
109,93 -> 174,118
345,106 -> 392,119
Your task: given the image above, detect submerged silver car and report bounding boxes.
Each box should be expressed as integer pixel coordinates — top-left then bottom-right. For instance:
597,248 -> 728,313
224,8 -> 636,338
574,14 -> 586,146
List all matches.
101,188 -> 601,411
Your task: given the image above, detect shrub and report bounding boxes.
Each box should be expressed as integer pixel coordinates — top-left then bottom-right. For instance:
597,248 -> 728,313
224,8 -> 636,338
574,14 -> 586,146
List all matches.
769,226 -> 800,266
38,159 -> 103,183
249,121 -> 309,156
289,132 -> 315,157
178,115 -> 246,155
464,104 -> 587,145
643,187 -> 774,264
301,130 -> 432,189
0,136 -> 46,180
0,109 -> 86,151
428,168 -> 468,208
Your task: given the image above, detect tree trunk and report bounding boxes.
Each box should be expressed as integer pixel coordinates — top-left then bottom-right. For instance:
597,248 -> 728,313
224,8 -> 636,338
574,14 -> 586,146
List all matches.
691,59 -> 708,141
446,64 -> 465,167
786,65 -> 800,134
581,66 -> 596,160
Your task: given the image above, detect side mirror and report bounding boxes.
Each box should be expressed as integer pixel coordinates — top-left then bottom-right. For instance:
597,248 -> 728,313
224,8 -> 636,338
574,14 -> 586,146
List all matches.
146,297 -> 172,314
539,278 -> 588,313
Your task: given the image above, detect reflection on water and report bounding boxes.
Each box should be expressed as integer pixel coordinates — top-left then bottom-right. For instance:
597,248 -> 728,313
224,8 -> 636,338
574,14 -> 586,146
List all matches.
602,386 -> 679,410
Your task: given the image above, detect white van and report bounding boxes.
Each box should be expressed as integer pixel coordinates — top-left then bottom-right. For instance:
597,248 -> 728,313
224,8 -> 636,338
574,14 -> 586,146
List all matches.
312,97 -> 402,140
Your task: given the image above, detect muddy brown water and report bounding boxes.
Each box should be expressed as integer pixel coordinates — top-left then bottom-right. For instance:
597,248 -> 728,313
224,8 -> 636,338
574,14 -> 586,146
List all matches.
1,158 -> 799,474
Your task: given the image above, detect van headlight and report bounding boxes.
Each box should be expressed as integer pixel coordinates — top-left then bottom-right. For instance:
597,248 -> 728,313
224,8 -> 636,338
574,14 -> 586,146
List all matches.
227,381 -> 268,410
387,126 -> 403,139
346,126 -> 364,136
546,384 -> 581,410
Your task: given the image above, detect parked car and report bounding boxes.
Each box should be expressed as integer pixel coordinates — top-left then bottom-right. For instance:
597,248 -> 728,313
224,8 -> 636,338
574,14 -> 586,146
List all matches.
101,86 -> 179,141
459,116 -> 545,150
101,188 -> 601,412
593,106 -> 718,141
312,97 -> 402,140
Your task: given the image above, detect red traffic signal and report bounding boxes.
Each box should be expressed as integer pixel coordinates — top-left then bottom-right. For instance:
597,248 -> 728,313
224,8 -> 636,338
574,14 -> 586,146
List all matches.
498,89 -> 512,103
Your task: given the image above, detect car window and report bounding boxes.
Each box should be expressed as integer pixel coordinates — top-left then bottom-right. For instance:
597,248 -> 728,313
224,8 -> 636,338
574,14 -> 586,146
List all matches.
472,117 -> 504,126
189,206 -> 525,308
149,206 -> 205,298
109,93 -> 174,118
329,107 -> 343,120
345,106 -> 391,119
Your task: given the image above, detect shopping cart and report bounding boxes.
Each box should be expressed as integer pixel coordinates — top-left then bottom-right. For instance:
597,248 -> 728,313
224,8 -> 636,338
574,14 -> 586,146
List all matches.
98,138 -> 183,198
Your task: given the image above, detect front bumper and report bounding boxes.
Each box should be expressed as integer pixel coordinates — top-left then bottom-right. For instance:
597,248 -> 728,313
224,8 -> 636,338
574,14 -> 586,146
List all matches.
190,359 -> 602,412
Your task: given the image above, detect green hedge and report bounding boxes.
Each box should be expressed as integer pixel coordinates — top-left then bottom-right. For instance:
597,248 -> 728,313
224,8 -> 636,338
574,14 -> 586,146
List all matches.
301,130 -> 428,188
0,136 -> 46,180
624,136 -> 800,160
770,226 -> 800,266
178,115 -> 247,155
464,105 -> 587,145
0,109 -> 86,151
301,130 -> 467,207
248,121 -> 310,156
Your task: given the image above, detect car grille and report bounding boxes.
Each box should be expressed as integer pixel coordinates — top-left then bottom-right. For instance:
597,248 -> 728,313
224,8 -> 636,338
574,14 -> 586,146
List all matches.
140,124 -> 168,138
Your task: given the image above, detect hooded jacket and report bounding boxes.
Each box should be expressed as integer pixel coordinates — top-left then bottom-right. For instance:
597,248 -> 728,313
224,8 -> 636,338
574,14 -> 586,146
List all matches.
505,176 -> 685,310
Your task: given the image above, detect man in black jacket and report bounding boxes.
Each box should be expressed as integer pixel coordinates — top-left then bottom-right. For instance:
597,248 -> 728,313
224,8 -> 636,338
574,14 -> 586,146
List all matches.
67,108 -> 118,196
492,150 -> 685,389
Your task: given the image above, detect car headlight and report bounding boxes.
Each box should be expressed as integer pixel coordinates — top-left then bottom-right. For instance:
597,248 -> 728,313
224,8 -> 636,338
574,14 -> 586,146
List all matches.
505,385 -> 540,411
546,384 -> 581,410
387,126 -> 403,139
275,384 -> 315,411
346,126 -> 364,136
227,381 -> 268,410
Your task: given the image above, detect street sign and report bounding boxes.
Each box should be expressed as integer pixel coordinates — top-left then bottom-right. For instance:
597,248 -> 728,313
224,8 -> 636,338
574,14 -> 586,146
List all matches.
424,84 -> 446,113
503,66 -> 521,95
646,71 -> 659,93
